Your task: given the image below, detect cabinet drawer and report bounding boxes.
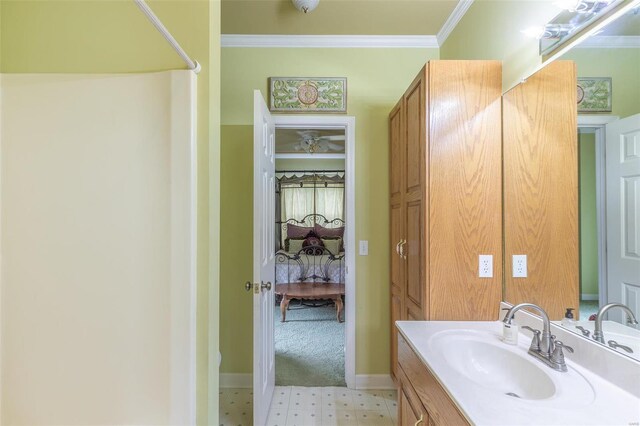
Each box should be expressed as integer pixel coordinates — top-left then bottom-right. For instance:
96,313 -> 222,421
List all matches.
398,333 -> 470,425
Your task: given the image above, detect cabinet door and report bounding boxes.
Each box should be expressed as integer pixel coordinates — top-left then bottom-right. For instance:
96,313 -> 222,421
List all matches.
403,66 -> 428,319
389,99 -> 405,381
400,389 -> 423,426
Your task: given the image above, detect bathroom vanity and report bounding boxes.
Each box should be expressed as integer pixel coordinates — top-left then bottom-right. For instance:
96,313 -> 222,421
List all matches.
396,315 -> 640,425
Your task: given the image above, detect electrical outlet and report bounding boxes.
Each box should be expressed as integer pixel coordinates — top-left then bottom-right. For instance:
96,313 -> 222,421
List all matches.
479,255 -> 493,278
513,255 -> 527,278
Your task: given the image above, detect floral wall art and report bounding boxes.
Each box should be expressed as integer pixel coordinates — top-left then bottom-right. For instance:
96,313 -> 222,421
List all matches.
577,77 -> 612,113
269,77 -> 347,113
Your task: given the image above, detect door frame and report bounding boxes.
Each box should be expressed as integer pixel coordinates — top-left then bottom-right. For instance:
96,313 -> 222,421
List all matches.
272,114 -> 356,389
577,115 -> 618,308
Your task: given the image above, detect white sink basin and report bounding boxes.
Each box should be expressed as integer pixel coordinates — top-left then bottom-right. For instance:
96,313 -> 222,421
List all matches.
431,331 -> 555,400
426,329 -> 595,407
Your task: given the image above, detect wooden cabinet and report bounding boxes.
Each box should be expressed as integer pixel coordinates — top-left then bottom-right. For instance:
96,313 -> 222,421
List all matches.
397,334 -> 469,426
389,61 -> 503,381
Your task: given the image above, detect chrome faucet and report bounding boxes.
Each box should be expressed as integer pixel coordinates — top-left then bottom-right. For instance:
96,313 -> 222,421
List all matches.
593,303 -> 639,344
503,303 -> 573,372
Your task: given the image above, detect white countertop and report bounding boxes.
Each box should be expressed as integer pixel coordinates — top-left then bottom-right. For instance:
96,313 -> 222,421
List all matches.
397,321 -> 640,426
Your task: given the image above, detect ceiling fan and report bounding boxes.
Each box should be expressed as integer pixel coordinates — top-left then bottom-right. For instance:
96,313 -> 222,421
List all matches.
295,130 -> 345,154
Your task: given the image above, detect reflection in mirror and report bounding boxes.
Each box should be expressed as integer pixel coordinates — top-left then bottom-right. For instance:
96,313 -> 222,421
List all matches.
539,0 -> 624,55
503,1 -> 640,360
556,7 -> 640,360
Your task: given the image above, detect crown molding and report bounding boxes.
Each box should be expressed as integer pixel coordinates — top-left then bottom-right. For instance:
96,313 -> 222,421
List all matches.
436,0 -> 474,46
221,34 -> 439,48
576,35 -> 640,48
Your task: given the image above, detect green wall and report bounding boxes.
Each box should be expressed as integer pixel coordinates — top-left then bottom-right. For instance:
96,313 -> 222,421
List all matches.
579,132 -> 598,297
562,48 -> 640,118
0,1 -> 220,422
220,47 -> 438,376
440,0 -> 558,90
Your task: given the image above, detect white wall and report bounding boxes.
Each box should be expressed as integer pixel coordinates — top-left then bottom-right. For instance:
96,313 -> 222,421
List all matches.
0,72 -> 196,424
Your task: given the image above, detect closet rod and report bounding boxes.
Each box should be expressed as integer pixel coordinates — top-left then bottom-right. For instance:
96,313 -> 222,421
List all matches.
134,0 -> 201,74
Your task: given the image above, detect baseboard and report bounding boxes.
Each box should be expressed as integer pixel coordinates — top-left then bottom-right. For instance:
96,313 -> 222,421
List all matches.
354,374 -> 395,390
220,373 -> 252,388
581,293 -> 599,301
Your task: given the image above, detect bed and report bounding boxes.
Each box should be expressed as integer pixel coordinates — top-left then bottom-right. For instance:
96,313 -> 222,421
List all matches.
275,213 -> 346,285
274,214 -> 346,320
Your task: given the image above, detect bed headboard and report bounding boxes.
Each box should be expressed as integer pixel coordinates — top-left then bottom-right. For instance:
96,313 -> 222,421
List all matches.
276,213 -> 345,251
277,213 -> 345,231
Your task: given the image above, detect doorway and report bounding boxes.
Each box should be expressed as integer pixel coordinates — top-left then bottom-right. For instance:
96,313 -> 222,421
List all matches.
577,115 -> 618,319
274,128 -> 347,387
578,126 -> 602,319
272,116 -> 356,389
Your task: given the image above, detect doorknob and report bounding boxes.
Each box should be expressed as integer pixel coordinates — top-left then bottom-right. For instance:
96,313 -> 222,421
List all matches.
395,240 -> 401,255
261,281 -> 272,291
245,281 -> 253,292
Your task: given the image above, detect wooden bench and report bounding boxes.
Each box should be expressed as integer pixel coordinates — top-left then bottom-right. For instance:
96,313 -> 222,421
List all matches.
275,282 -> 345,322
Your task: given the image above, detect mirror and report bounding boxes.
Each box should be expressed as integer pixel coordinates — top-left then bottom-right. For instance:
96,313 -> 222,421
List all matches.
503,5 -> 640,361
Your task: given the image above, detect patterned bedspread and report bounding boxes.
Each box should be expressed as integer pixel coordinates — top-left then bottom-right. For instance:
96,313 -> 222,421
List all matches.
275,251 -> 345,284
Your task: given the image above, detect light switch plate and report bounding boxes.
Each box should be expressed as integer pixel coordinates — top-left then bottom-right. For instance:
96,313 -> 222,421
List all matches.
359,240 -> 368,256
479,255 -> 493,278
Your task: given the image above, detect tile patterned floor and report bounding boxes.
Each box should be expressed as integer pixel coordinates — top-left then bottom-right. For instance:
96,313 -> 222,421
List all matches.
220,386 -> 397,426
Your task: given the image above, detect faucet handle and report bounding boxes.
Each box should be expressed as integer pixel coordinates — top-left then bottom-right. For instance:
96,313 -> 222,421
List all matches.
608,340 -> 633,353
551,340 -> 573,368
521,326 -> 541,351
554,340 -> 573,353
575,325 -> 590,337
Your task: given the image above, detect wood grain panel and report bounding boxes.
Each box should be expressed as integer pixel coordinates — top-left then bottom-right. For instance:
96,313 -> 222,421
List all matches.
398,366 -> 428,426
428,60 -> 503,321
405,69 -> 425,195
390,100 -> 403,204
389,97 -> 405,380
390,292 -> 402,381
398,334 -> 469,426
404,66 -> 429,320
407,305 -> 422,321
503,61 -> 579,320
406,201 -> 423,311
400,389 -> 419,426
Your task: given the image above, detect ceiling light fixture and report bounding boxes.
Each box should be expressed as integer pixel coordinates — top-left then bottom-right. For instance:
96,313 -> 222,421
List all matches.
554,0 -> 615,14
301,137 -> 329,154
292,0 -> 319,14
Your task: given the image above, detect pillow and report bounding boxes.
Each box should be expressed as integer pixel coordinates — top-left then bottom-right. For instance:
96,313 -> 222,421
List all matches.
321,237 -> 342,255
287,223 -> 314,239
285,238 -> 305,253
314,224 -> 344,239
302,231 -> 324,255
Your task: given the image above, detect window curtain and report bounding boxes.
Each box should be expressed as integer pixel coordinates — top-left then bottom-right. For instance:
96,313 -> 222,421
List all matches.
280,186 -> 344,224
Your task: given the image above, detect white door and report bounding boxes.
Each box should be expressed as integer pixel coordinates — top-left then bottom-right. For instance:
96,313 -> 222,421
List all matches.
606,113 -> 640,324
253,90 -> 276,424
